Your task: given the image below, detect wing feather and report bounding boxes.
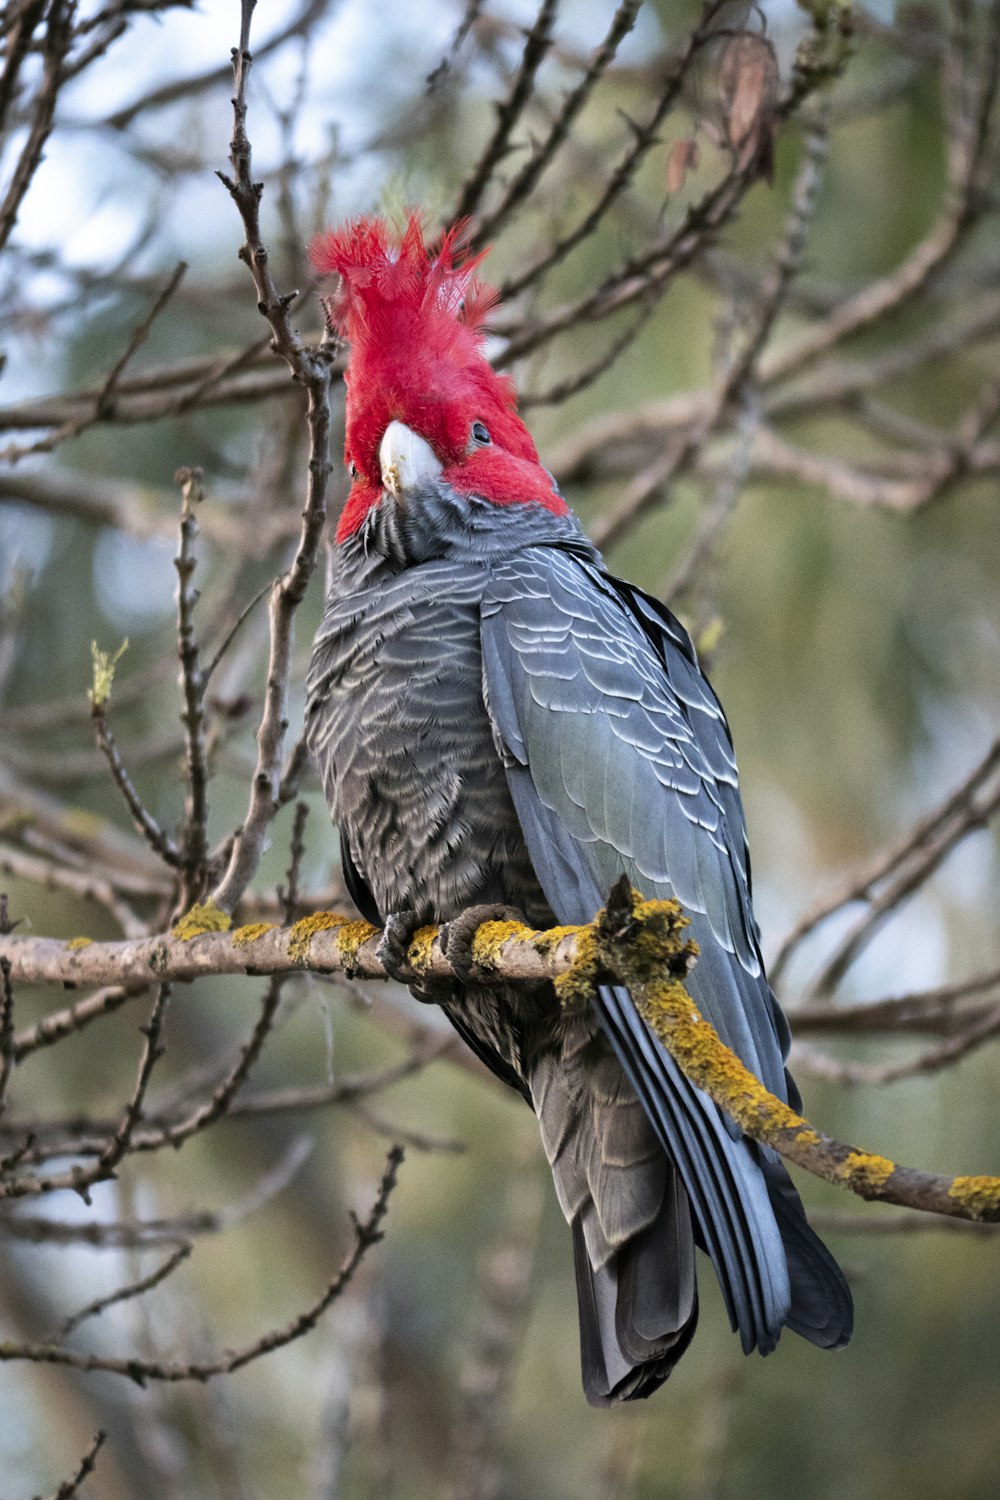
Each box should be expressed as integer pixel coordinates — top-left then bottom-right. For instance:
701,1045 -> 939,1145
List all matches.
483,547 -> 799,1350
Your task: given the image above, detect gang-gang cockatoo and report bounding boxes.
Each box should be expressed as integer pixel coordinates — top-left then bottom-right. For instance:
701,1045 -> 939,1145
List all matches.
304,216 -> 852,1405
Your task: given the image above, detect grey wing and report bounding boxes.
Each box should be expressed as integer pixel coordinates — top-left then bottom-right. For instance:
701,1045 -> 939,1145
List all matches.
480,547 -> 794,1351
607,573 -> 800,1111
482,547 -> 791,1097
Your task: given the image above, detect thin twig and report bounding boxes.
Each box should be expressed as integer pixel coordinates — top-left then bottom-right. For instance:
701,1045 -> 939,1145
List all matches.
0,1137 -> 314,1248
0,1146 -> 403,1385
0,984 -> 172,1203
497,0 -> 728,302
808,1208 -> 1000,1237
0,957 -> 14,1114
279,800 -> 309,924
8,260 -> 188,460
473,0 -> 642,243
0,0 -> 74,255
427,0 -> 485,90
101,0 -> 330,130
450,0 -> 559,226
772,737 -> 1000,991
0,844 -> 148,939
174,466 -> 211,900
12,983 -> 143,1063
760,0 -> 1000,388
143,974 -> 285,1152
589,110 -> 828,552
211,0 -> 333,911
790,967 -> 1000,1036
792,1003 -> 1000,1086
446,1157 -> 542,1500
39,1428 -> 107,1500
91,703 -> 183,871
57,1243 -> 192,1338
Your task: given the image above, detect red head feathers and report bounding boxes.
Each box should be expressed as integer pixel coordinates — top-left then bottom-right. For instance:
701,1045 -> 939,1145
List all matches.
310,214 -> 567,539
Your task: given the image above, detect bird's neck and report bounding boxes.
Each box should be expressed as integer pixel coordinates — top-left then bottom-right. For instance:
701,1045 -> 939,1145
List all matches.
332,481 -> 595,585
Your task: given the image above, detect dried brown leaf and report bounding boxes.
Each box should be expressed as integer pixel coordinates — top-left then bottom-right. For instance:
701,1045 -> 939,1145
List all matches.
666,137 -> 701,194
719,34 -> 778,149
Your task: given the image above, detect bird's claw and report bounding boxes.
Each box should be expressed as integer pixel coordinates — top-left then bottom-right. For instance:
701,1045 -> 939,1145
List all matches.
377,909 -> 450,1006
377,910 -> 422,983
439,904 -> 526,984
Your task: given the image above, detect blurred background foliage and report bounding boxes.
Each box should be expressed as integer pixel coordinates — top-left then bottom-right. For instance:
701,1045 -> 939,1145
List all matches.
1,1 -> 999,1496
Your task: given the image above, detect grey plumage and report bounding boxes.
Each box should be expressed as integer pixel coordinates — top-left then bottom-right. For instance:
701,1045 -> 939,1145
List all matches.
306,477 -> 852,1405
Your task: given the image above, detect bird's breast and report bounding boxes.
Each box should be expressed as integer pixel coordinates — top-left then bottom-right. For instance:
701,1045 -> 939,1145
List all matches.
306,559 -> 547,926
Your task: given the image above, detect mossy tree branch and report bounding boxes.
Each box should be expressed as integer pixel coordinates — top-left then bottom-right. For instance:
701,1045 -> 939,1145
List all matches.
2,885 -> 997,1225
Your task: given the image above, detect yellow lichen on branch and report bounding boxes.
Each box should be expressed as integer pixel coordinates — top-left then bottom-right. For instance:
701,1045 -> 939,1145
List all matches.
172,901 -> 232,941
287,911 -> 348,964
231,922 -> 276,947
1,887 -> 999,1222
838,1151 -> 895,1194
948,1175 -> 1000,1219
570,881 -> 1000,1223
406,924 -> 441,972
286,912 -> 379,969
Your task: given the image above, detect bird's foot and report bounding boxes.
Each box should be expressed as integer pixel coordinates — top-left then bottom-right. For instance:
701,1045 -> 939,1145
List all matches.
439,904 -> 527,984
377,909 -> 451,1006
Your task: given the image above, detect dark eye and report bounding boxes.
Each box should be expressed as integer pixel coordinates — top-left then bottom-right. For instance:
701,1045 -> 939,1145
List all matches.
471,421 -> 491,446
348,461 -> 359,481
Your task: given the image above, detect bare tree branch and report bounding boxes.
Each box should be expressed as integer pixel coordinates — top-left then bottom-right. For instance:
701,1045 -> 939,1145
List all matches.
3,893 -> 999,1223
0,0 -> 74,255
772,736 -> 1000,992
56,1242 -> 192,1339
0,1145 -> 402,1385
450,0 -> 559,226
210,0 -> 334,912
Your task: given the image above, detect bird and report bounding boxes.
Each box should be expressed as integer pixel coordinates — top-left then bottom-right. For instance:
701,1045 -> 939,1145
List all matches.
304,214 -> 852,1405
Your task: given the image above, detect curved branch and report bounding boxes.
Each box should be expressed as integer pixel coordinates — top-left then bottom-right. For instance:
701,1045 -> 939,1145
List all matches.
2,890 -> 998,1223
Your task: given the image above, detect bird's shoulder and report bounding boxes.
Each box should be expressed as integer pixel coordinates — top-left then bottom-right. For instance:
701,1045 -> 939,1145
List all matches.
482,544 -> 737,774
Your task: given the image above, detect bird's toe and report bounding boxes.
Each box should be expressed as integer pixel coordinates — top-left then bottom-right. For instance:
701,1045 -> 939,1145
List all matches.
439,903 -> 527,983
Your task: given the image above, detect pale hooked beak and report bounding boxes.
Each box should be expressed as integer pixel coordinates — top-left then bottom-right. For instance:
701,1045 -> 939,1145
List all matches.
378,421 -> 443,497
